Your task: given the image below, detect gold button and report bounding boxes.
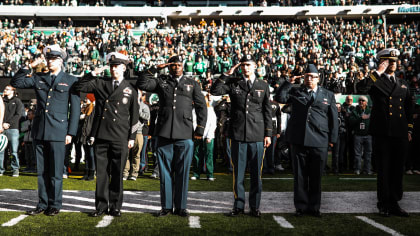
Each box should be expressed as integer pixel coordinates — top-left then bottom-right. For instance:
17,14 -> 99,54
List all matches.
174,94 -> 177,96
48,96 -> 51,98
50,89 -> 53,91
106,100 -> 109,102
389,113 -> 392,116
115,110 -> 118,113
46,103 -> 49,106
117,102 -> 120,105
400,114 -> 402,117
390,105 -> 392,108
173,106 -> 176,109
390,97 -> 392,99
104,108 -> 107,111
399,106 -> 402,110
45,110 -> 48,113
102,117 -> 105,119
174,100 -> 176,102
113,118 -> 116,121
400,98 -> 402,102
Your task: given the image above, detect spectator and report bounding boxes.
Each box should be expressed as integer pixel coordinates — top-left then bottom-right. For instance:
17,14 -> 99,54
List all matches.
0,85 -> 23,177
349,95 -> 372,175
191,93 -> 217,181
21,109 -> 36,173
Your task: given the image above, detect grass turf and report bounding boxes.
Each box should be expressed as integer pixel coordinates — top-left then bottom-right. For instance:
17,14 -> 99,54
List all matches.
0,213 -> 419,236
0,171 -> 419,192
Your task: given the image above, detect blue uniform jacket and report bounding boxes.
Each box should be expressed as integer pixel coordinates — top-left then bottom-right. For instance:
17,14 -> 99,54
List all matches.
275,82 -> 338,147
11,68 -> 81,141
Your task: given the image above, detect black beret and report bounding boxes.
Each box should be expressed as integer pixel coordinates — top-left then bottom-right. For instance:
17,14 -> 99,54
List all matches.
305,64 -> 318,74
168,55 -> 183,63
240,54 -> 255,63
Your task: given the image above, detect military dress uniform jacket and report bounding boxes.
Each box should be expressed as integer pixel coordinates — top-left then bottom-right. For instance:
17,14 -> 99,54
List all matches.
210,75 -> 272,142
11,68 -> 80,141
137,71 -> 207,140
73,73 -> 139,142
275,82 -> 338,147
367,71 -> 413,138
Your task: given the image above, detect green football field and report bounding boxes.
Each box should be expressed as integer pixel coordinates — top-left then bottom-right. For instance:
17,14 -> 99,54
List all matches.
0,158 -> 419,235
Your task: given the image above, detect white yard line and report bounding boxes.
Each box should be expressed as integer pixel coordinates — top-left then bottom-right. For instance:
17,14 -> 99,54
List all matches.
2,215 -> 28,227
189,216 -> 201,228
95,215 -> 114,228
246,178 -> 293,180
273,216 -> 294,228
356,216 -> 404,236
340,178 -> 376,180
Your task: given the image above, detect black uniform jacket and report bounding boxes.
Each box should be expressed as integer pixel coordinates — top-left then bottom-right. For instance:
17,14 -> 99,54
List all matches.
210,75 -> 272,142
73,73 -> 139,142
367,71 -> 413,138
137,71 -> 207,140
11,68 -> 81,141
275,81 -> 338,147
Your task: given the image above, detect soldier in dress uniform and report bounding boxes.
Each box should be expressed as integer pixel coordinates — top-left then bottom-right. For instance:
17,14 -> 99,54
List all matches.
73,52 -> 139,217
275,64 -> 338,217
366,48 -> 412,217
210,54 -> 272,217
137,55 -> 207,217
11,44 -> 81,216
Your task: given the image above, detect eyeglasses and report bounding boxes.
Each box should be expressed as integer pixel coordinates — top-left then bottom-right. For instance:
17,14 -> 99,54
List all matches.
358,100 -> 366,102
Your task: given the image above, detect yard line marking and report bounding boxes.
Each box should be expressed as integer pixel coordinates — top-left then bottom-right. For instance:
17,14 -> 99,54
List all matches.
189,216 -> 201,228
340,178 -> 376,180
1,189 -> 22,192
356,216 -> 404,236
273,216 -> 294,228
246,178 -> 293,180
96,215 -> 114,228
2,215 -> 28,227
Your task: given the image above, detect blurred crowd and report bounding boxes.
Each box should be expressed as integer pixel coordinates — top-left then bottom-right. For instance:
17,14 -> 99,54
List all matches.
0,0 -> 416,7
1,16 -> 420,96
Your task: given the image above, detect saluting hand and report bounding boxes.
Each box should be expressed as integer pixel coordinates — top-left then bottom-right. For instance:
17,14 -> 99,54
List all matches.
377,60 -> 389,75
408,133 -> 412,142
128,140 -> 135,149
225,63 -> 241,76
92,66 -> 109,76
156,63 -> 171,70
29,57 -> 43,69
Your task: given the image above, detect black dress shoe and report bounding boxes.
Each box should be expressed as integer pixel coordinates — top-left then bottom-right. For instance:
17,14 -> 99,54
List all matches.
157,209 -> 173,217
389,206 -> 409,217
308,210 -> 322,218
44,207 -> 60,216
89,209 -> 108,217
174,209 -> 189,217
378,208 -> 390,217
26,207 -> 45,216
109,209 -> 122,217
250,208 -> 261,217
229,208 -> 244,217
294,209 -> 304,217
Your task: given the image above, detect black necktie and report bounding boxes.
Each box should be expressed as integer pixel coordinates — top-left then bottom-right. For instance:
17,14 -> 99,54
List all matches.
51,75 -> 56,84
309,90 -> 315,103
247,80 -> 252,90
390,76 -> 395,83
114,80 -> 119,91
